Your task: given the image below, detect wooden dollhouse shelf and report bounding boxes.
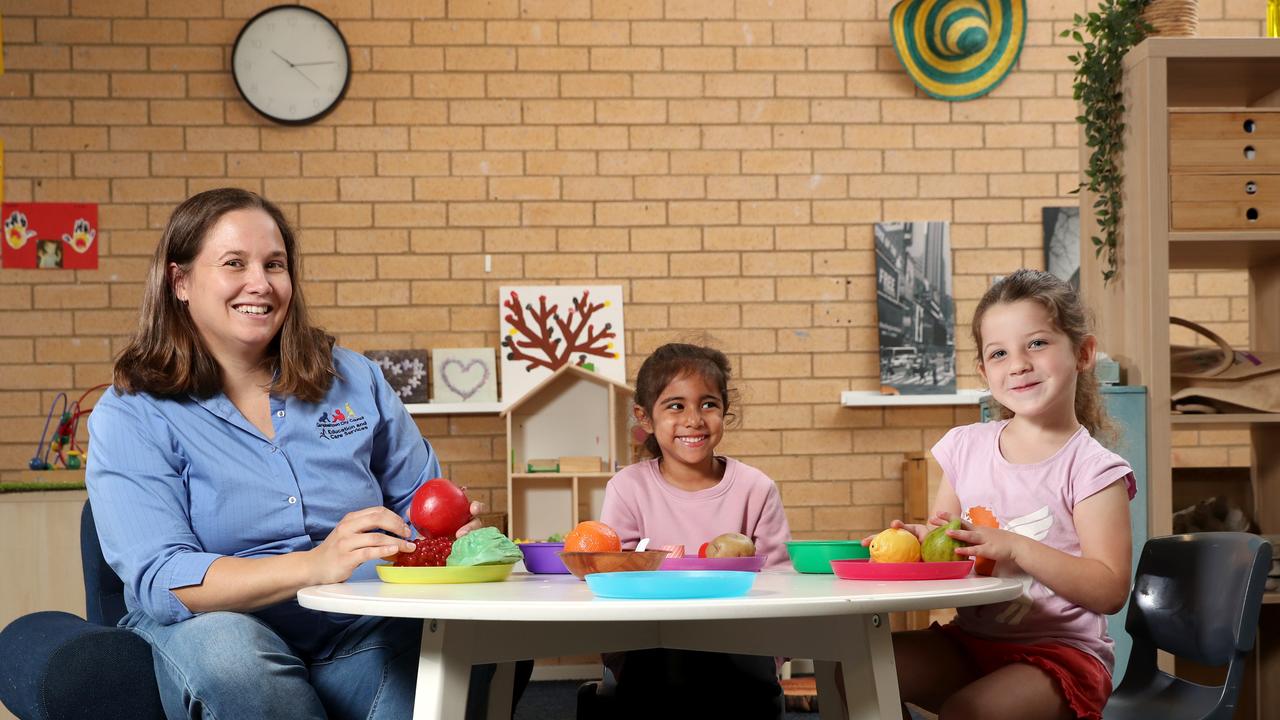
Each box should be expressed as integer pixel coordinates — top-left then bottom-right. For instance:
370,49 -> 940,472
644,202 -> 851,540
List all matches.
840,390 -> 987,407
404,402 -> 507,415
511,472 -> 613,480
1171,413 -> 1280,426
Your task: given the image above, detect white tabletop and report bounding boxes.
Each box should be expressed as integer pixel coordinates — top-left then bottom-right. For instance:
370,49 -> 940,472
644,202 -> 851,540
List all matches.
297,571 -> 1023,622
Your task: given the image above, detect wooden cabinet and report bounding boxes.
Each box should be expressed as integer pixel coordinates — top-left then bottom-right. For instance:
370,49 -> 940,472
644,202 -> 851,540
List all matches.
1081,38 -> 1280,719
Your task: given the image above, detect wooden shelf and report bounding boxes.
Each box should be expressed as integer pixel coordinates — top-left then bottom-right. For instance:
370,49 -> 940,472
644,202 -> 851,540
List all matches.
405,401 -> 506,415
1169,232 -> 1280,269
1171,413 -> 1280,426
1264,592 -> 1280,605
840,390 -> 987,407
511,472 -> 612,480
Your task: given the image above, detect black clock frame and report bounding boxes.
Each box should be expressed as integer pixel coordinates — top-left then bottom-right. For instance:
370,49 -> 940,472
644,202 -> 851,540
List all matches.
231,4 -> 352,126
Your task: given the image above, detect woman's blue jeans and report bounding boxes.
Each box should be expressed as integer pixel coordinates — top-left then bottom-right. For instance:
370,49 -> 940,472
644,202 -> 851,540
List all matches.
123,609 -> 503,720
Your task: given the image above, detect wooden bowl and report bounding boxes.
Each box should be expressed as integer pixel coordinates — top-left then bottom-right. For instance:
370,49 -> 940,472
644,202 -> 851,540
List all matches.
558,550 -> 670,580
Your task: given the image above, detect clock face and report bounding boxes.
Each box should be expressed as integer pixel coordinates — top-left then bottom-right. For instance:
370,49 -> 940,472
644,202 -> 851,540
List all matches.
232,5 -> 351,125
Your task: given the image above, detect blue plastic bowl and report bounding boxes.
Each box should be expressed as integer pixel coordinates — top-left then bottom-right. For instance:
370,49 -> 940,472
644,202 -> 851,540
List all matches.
584,570 -> 756,600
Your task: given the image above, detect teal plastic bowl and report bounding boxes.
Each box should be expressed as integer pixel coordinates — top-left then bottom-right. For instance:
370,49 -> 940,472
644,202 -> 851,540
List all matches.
786,540 -> 870,574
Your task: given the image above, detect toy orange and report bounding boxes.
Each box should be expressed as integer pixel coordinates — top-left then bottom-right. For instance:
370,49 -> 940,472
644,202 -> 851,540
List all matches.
966,506 -> 999,576
563,520 -> 622,553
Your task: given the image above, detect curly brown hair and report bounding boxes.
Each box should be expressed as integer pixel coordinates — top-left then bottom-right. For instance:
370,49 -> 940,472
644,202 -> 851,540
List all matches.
113,188 -> 335,401
972,269 -> 1115,443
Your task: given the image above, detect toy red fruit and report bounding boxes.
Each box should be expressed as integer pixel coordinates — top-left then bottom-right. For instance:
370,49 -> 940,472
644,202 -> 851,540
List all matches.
409,478 -> 472,538
697,542 -> 709,558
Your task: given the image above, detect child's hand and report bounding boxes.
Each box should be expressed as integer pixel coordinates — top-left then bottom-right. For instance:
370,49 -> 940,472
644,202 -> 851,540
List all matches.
862,518 -> 931,546
947,524 -> 1024,565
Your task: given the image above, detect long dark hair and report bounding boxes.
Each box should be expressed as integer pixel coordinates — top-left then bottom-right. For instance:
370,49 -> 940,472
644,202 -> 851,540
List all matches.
113,188 -> 335,402
633,343 -> 738,459
972,269 -> 1114,442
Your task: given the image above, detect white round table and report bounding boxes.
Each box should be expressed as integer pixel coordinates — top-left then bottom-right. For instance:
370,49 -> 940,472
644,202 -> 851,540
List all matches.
298,570 -> 1022,720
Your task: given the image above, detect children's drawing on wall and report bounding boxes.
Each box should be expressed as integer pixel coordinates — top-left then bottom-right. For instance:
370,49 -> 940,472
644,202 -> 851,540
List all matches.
363,349 -> 430,404
2,203 -> 98,270
1042,206 -> 1080,291
431,348 -> 499,404
498,285 -> 625,402
874,221 -> 956,395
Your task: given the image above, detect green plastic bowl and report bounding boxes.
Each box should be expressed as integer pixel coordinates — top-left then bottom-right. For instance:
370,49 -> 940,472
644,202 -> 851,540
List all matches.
786,540 -> 870,574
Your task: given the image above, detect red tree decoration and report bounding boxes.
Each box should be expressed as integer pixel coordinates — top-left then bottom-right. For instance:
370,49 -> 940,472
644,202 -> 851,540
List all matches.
502,289 -> 617,373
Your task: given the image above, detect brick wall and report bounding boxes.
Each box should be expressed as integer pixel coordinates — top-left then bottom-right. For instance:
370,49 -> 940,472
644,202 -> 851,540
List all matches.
0,1 -> 1262,539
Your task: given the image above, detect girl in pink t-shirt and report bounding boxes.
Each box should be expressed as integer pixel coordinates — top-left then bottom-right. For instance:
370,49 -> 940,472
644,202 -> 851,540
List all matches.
600,342 -> 790,720
880,270 -> 1135,720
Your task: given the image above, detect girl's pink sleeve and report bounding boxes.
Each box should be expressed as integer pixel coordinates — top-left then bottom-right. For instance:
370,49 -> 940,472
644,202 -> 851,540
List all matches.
754,482 -> 793,569
600,477 -> 644,549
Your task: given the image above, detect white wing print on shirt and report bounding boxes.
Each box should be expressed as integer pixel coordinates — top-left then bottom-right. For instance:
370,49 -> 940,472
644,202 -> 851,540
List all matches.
993,505 -> 1054,625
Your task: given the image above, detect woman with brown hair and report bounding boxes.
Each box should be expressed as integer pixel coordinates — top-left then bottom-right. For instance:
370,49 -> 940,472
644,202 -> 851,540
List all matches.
86,188 -> 529,719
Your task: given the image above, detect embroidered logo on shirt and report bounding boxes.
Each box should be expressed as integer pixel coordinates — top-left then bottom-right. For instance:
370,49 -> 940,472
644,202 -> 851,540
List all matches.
316,403 -> 368,440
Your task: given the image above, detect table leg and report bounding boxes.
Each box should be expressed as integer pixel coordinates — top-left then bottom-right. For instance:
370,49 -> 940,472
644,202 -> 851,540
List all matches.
814,614 -> 901,720
485,661 -> 515,720
414,619 -> 472,720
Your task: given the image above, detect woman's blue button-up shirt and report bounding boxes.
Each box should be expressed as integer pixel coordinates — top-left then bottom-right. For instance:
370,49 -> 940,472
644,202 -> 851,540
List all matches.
86,347 -> 440,655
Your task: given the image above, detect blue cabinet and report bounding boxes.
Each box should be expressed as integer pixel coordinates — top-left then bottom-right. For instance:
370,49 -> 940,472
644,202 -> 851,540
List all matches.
980,386 -> 1147,683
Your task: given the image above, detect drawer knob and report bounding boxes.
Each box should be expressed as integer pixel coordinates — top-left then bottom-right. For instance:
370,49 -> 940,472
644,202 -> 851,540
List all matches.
1247,208 -> 1259,222
1247,180 -> 1258,195
1244,118 -> 1257,133
1245,145 -> 1257,160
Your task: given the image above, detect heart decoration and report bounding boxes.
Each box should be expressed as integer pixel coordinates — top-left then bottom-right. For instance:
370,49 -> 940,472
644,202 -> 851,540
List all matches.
442,358 -> 490,401
364,350 -> 429,404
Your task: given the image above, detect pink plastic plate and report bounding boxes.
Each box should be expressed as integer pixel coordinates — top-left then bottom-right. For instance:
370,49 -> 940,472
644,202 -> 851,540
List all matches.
660,555 -> 768,572
831,559 -> 973,581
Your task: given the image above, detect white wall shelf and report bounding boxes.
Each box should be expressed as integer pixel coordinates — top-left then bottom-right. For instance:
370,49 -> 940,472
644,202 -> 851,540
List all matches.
404,402 -> 507,415
840,390 -> 987,407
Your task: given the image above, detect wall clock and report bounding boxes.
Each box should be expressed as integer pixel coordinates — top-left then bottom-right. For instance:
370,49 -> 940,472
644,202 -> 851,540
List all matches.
231,5 -> 351,125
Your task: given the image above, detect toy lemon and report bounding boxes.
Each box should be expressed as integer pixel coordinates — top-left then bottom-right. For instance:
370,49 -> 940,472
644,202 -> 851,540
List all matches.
869,527 -> 921,563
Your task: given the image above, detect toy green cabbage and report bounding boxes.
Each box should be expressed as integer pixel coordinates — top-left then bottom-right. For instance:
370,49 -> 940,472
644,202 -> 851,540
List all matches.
446,527 -> 523,566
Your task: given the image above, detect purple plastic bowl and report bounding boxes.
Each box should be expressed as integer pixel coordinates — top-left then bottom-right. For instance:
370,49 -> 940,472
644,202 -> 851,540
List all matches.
519,542 -> 570,574
660,555 -> 768,572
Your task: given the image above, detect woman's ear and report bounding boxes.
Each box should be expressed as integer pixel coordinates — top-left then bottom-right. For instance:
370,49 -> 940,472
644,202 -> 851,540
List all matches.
632,404 -> 653,433
169,262 -> 188,303
1077,334 -> 1098,372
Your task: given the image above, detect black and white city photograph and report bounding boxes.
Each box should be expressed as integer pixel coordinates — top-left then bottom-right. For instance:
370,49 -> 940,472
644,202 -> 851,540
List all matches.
1042,206 -> 1080,291
874,221 -> 956,395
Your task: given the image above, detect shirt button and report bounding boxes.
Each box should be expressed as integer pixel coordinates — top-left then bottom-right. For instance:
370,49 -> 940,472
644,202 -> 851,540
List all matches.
276,410 -> 285,418
288,496 -> 297,504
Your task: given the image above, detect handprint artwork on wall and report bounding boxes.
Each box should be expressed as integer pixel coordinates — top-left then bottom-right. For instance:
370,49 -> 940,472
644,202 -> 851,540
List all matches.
498,285 -> 626,402
1,203 -> 98,270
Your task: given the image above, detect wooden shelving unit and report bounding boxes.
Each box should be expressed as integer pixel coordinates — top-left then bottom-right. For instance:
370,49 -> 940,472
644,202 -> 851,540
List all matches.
1081,38 -> 1280,719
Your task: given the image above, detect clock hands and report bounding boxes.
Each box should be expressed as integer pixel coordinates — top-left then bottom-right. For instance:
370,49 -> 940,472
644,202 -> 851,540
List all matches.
271,49 -> 320,89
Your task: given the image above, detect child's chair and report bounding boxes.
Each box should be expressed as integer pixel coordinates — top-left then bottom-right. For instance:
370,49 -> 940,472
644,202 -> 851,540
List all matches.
0,500 -> 166,719
1103,532 -> 1271,720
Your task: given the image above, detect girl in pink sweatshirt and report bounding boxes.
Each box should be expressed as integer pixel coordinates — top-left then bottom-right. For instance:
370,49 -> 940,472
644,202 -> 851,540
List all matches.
600,342 -> 791,720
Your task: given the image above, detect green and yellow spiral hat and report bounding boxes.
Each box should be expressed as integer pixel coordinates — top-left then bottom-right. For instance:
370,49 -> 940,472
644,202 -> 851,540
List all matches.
890,0 -> 1026,102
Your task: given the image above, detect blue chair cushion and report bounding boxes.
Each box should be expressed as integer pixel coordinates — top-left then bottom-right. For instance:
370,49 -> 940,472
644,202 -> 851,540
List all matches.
0,611 -> 164,720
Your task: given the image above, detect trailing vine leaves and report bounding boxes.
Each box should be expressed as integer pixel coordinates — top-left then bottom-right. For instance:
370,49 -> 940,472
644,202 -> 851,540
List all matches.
1062,1 -> 1154,285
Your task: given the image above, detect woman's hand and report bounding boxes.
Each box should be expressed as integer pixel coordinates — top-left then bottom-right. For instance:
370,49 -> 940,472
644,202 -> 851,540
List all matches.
455,500 -> 487,538
308,506 -> 416,585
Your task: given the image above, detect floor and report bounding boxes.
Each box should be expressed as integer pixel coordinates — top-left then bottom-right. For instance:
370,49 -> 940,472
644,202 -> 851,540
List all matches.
512,679 -> 821,720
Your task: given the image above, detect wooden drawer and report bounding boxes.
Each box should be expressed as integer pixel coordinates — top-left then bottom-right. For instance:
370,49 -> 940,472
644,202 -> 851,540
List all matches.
1171,175 -> 1280,230
1170,112 -> 1280,171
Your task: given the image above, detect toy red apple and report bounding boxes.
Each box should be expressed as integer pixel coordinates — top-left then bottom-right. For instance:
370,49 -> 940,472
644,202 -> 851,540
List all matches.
409,478 -> 472,538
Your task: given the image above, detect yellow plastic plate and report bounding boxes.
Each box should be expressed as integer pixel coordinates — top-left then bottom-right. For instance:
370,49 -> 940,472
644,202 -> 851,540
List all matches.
376,562 -> 516,584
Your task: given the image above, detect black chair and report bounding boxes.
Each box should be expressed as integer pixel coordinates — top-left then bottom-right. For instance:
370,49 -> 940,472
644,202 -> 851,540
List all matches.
0,500 -> 165,719
1103,532 -> 1272,720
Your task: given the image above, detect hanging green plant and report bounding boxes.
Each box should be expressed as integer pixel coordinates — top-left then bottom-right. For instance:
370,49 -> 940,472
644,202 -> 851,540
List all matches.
1062,1 -> 1155,285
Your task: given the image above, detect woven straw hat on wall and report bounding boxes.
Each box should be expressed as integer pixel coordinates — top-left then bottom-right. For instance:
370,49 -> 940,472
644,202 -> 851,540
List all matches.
1142,0 -> 1198,37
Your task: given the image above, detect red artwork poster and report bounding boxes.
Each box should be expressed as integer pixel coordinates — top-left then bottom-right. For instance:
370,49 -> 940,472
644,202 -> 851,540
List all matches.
2,203 -> 98,270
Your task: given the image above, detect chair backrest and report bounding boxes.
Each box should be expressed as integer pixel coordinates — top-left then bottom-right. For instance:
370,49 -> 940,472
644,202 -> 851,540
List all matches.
1126,532 -> 1271,666
81,500 -> 128,627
